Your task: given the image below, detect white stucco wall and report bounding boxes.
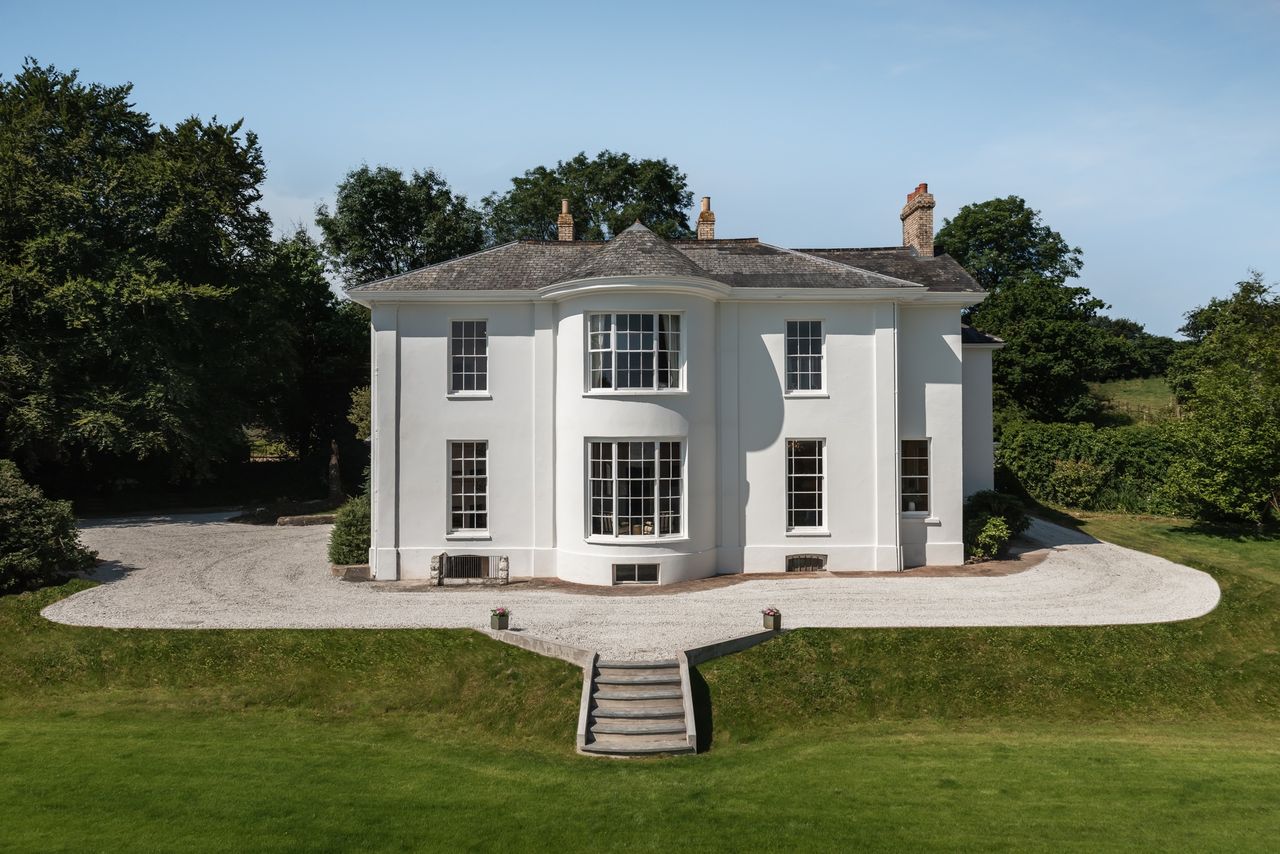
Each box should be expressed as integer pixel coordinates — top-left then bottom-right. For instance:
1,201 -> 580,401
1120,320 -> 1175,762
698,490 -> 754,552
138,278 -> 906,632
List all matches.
962,345 -> 997,497
364,280 -> 978,583
896,305 -> 965,567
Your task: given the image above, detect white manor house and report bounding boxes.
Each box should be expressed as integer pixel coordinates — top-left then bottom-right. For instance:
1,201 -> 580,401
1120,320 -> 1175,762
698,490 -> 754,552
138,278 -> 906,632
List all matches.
347,184 -> 1002,586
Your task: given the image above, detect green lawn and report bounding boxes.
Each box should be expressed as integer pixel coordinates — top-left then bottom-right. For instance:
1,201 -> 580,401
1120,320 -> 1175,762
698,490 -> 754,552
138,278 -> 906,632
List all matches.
2,513 -> 1278,851
1090,376 -> 1178,422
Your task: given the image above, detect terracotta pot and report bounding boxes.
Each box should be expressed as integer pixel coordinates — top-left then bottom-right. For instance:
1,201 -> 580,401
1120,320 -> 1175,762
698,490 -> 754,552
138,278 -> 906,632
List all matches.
491,614 -> 509,630
763,613 -> 781,631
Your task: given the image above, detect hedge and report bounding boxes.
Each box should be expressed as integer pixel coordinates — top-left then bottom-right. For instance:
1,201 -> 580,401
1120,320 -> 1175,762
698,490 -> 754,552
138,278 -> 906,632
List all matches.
996,421 -> 1181,514
1,460 -> 96,593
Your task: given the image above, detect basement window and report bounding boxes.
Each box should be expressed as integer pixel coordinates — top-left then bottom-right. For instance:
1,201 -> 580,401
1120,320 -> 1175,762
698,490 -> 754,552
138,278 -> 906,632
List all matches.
785,553 -> 828,573
613,563 -> 659,584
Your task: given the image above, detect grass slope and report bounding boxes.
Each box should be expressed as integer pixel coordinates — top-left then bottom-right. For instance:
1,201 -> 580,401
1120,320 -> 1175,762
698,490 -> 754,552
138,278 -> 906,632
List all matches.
701,514 -> 1279,743
2,513 -> 1278,851
1090,376 -> 1178,422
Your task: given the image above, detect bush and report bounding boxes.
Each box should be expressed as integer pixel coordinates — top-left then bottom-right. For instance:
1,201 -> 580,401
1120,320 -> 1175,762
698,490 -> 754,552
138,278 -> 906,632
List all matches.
0,460 -> 96,594
964,490 -> 1030,536
963,491 -> 1027,562
969,516 -> 1012,562
1045,459 -> 1111,509
327,492 -> 370,565
997,420 -> 1180,514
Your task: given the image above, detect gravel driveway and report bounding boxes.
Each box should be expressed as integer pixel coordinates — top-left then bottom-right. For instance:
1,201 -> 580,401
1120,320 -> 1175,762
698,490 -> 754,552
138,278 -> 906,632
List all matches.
43,514 -> 1221,660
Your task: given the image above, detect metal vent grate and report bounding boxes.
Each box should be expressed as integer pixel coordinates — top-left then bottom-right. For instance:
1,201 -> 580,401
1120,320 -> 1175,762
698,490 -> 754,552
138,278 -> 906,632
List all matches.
444,555 -> 491,579
785,553 -> 828,573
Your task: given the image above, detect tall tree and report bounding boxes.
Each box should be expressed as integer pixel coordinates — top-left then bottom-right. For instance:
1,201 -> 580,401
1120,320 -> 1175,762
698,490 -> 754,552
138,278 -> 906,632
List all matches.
315,165 -> 484,287
483,150 -> 694,243
936,196 -> 1107,422
0,60 -> 283,486
1165,273 -> 1280,524
254,229 -> 368,460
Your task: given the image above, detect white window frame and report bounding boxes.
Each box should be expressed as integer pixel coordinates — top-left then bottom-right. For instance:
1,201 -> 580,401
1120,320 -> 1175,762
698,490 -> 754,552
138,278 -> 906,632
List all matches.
900,437 -> 931,516
447,318 -> 490,399
784,319 -> 827,397
785,437 -> 828,535
583,312 -> 685,394
446,439 -> 490,539
585,438 -> 686,542
613,563 -> 660,585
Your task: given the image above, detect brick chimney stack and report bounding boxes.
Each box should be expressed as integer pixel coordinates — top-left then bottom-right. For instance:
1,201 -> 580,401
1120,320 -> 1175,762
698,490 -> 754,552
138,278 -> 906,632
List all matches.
696,196 -> 715,240
899,182 -> 935,256
557,198 -> 574,241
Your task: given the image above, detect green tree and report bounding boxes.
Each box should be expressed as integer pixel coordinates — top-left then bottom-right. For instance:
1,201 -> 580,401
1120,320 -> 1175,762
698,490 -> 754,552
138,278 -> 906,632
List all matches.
0,60 -> 284,486
1087,315 -> 1180,380
1166,273 -> 1280,524
936,196 -> 1106,422
254,229 -> 368,459
483,150 -> 694,243
315,165 -> 484,287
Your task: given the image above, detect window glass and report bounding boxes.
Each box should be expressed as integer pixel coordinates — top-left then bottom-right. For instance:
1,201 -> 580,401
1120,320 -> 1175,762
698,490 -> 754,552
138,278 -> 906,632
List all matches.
589,441 -> 682,536
786,439 -> 824,529
449,441 -> 488,531
449,320 -> 488,393
785,320 -> 823,392
901,439 -> 930,513
587,313 -> 681,390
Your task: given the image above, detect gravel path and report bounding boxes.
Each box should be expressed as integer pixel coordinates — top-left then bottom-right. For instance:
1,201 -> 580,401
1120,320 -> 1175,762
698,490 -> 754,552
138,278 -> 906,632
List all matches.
44,514 -> 1221,660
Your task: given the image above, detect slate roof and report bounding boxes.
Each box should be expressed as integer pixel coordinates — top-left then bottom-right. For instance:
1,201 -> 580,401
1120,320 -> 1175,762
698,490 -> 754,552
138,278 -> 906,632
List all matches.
348,221 -> 983,295
961,325 -> 1004,346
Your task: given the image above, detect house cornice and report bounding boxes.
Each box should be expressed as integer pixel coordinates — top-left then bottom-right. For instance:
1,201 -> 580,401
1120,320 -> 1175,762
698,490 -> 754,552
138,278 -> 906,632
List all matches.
346,279 -> 988,307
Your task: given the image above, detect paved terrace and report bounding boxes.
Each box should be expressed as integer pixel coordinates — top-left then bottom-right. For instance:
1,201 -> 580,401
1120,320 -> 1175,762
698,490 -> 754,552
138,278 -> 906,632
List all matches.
44,514 -> 1221,661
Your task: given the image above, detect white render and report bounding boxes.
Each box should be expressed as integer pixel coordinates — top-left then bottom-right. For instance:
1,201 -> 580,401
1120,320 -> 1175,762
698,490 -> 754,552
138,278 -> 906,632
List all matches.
354,281 -> 996,585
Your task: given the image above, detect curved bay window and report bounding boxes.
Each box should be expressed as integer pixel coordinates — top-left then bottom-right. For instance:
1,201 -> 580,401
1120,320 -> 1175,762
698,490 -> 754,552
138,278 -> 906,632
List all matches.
588,440 -> 683,537
588,313 -> 681,390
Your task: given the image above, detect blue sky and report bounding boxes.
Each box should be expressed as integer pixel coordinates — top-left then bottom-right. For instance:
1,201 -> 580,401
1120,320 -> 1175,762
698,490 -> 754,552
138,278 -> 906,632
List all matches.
4,0 -> 1279,335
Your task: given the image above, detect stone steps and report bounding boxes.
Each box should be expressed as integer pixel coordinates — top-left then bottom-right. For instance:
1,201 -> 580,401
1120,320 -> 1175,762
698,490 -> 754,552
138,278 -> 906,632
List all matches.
581,659 -> 694,757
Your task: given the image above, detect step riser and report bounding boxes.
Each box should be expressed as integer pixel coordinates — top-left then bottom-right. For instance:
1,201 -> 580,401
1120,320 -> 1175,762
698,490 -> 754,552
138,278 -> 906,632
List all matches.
596,667 -> 680,681
597,660 -> 678,669
591,722 -> 686,736
593,706 -> 684,719
595,676 -> 681,686
595,689 -> 682,701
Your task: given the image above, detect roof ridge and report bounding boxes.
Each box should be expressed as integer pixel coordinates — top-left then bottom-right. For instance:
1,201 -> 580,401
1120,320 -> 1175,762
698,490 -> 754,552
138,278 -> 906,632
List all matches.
797,245 -> 912,253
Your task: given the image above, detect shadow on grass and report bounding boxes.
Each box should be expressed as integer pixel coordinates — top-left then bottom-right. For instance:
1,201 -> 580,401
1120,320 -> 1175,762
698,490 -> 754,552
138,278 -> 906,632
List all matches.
689,666 -> 714,754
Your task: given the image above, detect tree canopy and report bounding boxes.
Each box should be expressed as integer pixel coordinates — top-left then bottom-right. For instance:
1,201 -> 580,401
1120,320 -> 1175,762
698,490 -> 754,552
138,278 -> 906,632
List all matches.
482,150 -> 694,243
936,197 -> 1106,422
315,166 -> 485,287
1165,273 -> 1280,524
0,61 -> 368,493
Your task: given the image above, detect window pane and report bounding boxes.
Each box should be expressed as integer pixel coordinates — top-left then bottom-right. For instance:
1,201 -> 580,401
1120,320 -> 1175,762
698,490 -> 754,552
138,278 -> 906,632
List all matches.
450,320 -> 488,394
786,439 -> 824,529
900,440 -> 929,513
449,441 -> 488,531
785,321 -> 823,392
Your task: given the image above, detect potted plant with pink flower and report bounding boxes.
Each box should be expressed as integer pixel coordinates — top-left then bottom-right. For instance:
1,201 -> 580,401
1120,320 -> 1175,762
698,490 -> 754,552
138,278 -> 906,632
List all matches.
490,606 -> 511,630
762,606 -> 781,631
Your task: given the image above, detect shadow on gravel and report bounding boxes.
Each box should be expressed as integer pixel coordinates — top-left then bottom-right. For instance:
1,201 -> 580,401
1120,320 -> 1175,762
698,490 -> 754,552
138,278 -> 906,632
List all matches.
84,560 -> 141,583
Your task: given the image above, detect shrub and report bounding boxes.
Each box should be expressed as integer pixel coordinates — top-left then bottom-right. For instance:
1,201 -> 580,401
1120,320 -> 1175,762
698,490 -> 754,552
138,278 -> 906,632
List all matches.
328,492 -> 370,565
0,461 -> 96,594
969,516 -> 1012,562
1045,459 -> 1111,509
964,490 -> 1030,536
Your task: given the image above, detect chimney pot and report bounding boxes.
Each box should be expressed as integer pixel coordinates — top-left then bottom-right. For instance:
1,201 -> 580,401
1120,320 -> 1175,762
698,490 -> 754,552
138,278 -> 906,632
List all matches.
900,182 -> 935,256
556,198 -> 574,241
696,195 -> 716,240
